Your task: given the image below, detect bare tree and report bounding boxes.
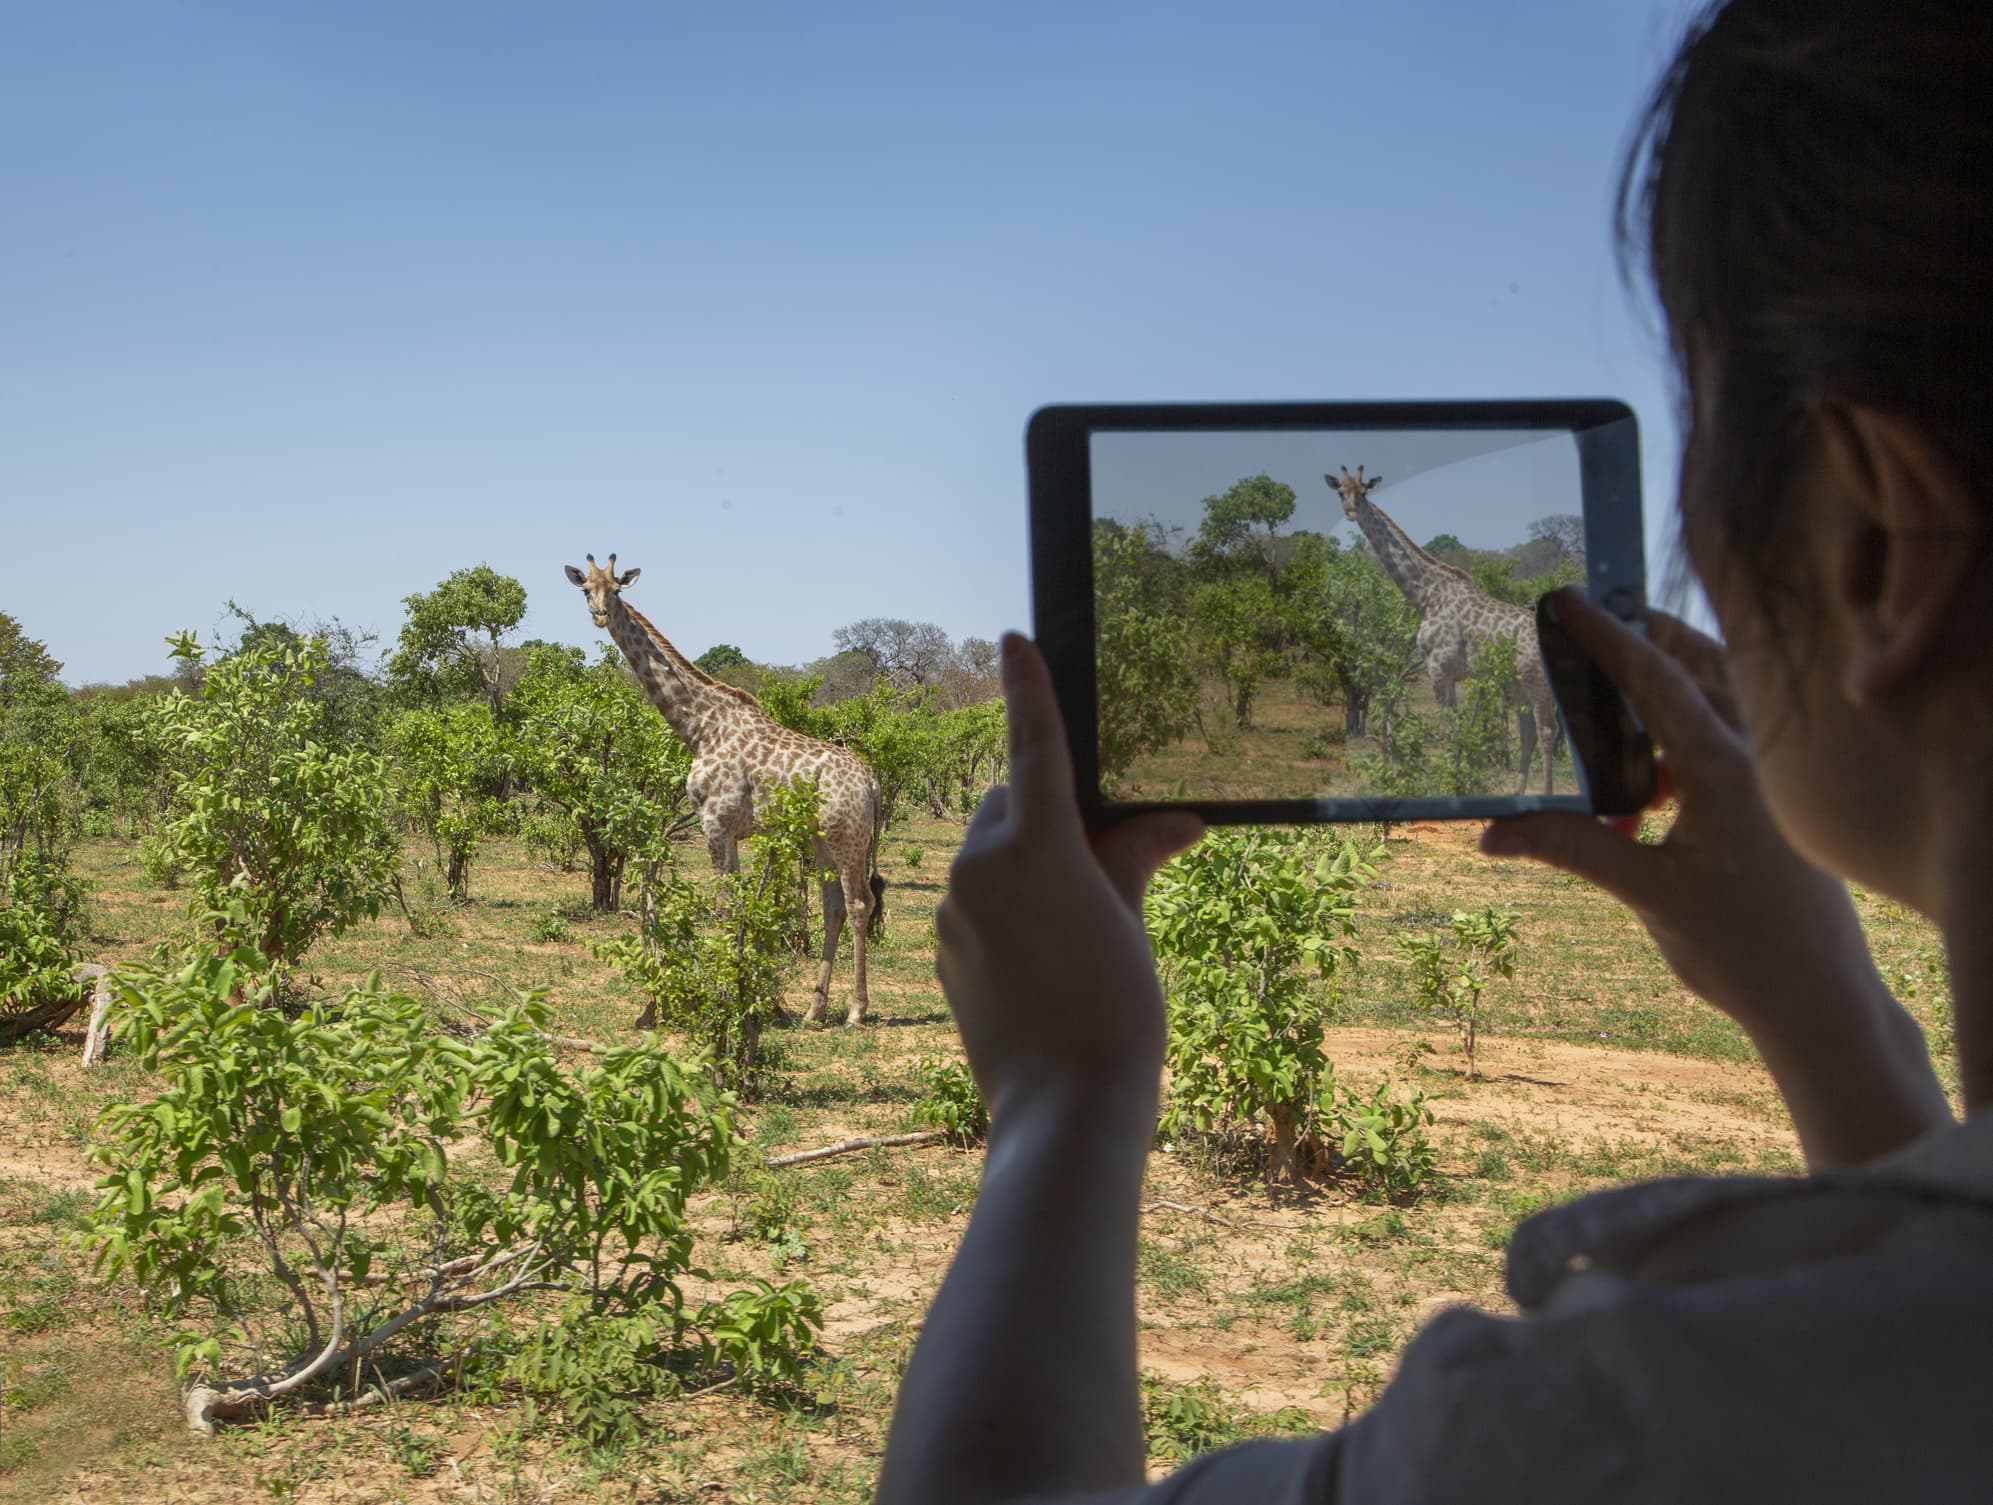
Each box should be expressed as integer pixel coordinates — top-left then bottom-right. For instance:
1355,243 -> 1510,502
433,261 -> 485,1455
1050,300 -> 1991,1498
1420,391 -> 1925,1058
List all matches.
832,618 -> 954,688
1527,514 -> 1586,566
938,635 -> 1002,708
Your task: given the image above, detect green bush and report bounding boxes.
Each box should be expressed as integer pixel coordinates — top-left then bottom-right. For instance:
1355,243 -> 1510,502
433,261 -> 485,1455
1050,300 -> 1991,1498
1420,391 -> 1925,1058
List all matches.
529,907 -> 573,944
140,631 -> 399,976
1400,905 -> 1521,1080
84,943 -> 816,1436
386,702 -> 511,902
1148,829 -> 1376,1184
911,1057 -> 988,1143
1321,1075 -> 1440,1200
594,780 -> 820,1095
1142,1374 -> 1314,1464
510,646 -> 691,912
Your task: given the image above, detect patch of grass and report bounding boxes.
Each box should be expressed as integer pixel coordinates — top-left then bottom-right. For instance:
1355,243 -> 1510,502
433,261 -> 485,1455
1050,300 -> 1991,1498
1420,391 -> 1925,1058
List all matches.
1137,1237 -> 1213,1301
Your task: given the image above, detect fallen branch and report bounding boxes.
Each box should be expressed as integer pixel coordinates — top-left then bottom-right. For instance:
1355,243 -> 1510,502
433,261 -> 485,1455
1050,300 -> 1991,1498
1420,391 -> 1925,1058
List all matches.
295,1361 -> 453,1418
1142,1199 -> 1237,1229
0,963 -> 107,1045
1140,1199 -> 1340,1231
765,1130 -> 948,1168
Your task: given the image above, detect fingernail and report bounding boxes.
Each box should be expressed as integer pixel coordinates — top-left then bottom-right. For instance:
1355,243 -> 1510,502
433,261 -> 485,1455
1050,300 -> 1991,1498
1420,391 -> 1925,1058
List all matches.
1000,632 -> 1027,665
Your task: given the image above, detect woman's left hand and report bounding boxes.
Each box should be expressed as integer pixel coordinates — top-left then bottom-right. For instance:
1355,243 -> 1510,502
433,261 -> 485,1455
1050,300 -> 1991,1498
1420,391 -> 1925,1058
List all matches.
935,634 -> 1204,1120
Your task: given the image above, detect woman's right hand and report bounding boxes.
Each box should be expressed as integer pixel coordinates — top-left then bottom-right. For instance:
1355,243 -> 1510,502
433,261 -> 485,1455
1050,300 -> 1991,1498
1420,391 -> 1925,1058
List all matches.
1481,590 -> 1950,1166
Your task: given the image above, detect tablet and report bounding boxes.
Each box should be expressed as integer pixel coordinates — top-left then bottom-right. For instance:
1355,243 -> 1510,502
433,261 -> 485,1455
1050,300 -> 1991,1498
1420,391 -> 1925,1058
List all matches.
1025,400 -> 1656,826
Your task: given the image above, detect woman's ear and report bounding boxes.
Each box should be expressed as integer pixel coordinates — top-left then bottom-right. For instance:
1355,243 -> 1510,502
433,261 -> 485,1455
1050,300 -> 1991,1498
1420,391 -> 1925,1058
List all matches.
1818,406 -> 1980,705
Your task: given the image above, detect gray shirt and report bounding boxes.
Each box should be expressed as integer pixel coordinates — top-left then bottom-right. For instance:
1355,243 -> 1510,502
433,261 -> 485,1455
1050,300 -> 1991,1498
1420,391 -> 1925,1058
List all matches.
1137,1111 -> 1993,1502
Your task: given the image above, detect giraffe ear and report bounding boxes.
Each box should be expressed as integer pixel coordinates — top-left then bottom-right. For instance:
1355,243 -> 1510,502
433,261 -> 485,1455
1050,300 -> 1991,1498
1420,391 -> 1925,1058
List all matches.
616,567 -> 641,587
1364,474 -> 1384,491
564,565 -> 587,586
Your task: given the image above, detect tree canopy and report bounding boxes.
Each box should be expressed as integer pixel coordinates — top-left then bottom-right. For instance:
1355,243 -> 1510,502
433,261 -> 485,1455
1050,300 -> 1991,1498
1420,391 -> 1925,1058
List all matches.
388,564 -> 530,714
0,612 -> 61,705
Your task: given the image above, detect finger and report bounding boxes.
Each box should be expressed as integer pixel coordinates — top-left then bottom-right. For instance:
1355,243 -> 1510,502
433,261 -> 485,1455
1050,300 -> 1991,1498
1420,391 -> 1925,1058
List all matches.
1090,813 -> 1206,910
958,784 -> 1012,851
1548,591 -> 1743,784
998,633 -> 1080,829
1645,609 -> 1743,732
1480,811 -> 1671,916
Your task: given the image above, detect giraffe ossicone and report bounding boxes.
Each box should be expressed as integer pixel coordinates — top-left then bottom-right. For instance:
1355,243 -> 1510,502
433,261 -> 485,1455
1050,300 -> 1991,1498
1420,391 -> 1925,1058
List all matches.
565,552 -> 886,1026
1325,467 -> 1561,796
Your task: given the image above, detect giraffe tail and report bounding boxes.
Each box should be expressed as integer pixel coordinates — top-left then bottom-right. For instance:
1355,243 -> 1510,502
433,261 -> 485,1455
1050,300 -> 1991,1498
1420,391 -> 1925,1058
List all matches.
867,871 -> 887,939
865,782 -> 886,939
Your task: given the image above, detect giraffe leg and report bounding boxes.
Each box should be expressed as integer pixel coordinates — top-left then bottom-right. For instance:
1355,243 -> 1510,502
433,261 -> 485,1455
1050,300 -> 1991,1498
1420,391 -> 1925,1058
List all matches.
1516,707 -> 1538,798
806,869 -> 846,1026
843,864 -> 873,1027
1540,698 -> 1558,797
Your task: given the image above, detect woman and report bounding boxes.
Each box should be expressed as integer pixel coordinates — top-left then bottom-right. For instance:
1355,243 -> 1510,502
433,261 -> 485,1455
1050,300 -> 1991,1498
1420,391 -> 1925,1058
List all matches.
876,1 -> 1992,1499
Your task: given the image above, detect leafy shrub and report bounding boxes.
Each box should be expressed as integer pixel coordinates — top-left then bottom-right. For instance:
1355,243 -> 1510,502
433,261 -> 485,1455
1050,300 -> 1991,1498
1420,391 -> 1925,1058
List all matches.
529,907 -> 573,944
1352,637 -> 1525,798
595,780 -> 820,1095
140,631 -> 399,976
1141,1374 -> 1314,1464
511,646 -> 692,911
910,1057 -> 988,1143
520,806 -> 585,873
386,702 -> 511,901
84,945 -> 811,1435
0,676 -> 92,1037
901,844 -> 924,870
1148,828 -> 1376,1184
1322,1075 -> 1439,1199
1399,905 -> 1521,1080
0,865 -> 81,1036
693,1278 -> 823,1391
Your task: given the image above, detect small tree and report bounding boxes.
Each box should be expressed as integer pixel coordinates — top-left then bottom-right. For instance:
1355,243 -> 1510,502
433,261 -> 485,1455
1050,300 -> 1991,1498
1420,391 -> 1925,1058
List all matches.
141,632 -> 398,977
85,949 -> 819,1437
1147,829 -> 1374,1185
831,618 -> 953,689
1400,905 -> 1521,1080
0,673 -> 93,1041
386,702 -> 511,901
388,564 -> 529,715
509,646 -> 692,912
596,780 -> 820,1097
1093,519 -> 1198,782
0,610 -> 62,705
696,643 -> 749,675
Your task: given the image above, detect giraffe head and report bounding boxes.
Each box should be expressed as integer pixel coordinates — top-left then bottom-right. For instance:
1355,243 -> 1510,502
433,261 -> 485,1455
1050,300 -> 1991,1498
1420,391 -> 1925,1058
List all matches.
1326,465 -> 1384,522
563,553 -> 642,629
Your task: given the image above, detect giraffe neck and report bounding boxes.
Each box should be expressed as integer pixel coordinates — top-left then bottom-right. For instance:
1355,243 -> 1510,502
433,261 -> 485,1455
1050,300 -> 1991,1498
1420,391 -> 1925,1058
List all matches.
1352,494 -> 1463,617
600,594 -> 741,753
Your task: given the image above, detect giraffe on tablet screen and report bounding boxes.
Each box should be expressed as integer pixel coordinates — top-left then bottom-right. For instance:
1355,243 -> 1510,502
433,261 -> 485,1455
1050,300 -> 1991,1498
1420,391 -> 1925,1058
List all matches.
1326,466 -> 1560,795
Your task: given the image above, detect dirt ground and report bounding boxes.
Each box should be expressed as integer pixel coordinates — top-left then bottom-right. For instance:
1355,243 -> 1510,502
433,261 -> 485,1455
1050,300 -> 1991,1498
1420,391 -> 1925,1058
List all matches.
0,815 -> 1952,1503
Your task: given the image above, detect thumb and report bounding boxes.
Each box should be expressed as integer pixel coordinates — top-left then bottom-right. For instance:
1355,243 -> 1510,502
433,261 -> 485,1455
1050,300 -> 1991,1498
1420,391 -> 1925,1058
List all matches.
1480,813 -> 1668,916
1091,813 -> 1206,910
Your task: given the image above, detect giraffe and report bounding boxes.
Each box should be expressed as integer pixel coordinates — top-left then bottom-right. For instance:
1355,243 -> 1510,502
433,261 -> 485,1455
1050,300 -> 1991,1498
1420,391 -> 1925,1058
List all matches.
565,553 -> 886,1026
1325,466 -> 1560,796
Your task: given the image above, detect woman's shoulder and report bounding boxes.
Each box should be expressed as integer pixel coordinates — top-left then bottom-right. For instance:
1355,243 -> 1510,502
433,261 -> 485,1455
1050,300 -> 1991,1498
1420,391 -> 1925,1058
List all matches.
1326,1111 -> 1993,1500
1507,1107 -> 1993,1309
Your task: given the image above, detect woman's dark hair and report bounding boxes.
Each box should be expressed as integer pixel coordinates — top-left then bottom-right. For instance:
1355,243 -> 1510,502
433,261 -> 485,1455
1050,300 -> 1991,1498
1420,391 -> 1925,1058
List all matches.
1618,0 -> 1992,616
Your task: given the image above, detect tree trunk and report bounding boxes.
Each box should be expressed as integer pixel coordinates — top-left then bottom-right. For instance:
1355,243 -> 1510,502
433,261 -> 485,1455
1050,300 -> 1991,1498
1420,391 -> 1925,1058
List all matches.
1268,1102 -> 1302,1187
1341,682 -> 1367,739
589,846 -> 623,912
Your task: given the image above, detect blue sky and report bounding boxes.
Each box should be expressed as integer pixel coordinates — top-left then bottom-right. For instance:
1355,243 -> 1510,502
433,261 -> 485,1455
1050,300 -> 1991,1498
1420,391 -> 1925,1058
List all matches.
1,1 -> 1702,687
